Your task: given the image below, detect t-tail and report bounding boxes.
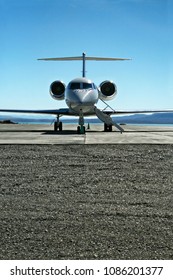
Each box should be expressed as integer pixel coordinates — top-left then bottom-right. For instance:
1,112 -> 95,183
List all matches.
37,52 -> 131,78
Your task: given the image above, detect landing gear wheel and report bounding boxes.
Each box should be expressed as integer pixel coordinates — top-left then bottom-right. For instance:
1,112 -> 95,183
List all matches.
54,121 -> 58,131
77,125 -> 85,134
109,125 -> 112,132
77,126 -> 80,134
54,121 -> 63,132
59,121 -> 62,131
104,123 -> 107,132
104,123 -> 112,132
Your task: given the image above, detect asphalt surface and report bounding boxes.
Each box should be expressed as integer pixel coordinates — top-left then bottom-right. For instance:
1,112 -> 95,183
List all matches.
0,145 -> 172,259
1,123 -> 173,144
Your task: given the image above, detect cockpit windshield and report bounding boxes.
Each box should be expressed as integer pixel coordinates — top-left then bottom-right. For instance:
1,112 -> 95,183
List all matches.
68,82 -> 97,90
69,83 -> 81,90
82,83 -> 93,89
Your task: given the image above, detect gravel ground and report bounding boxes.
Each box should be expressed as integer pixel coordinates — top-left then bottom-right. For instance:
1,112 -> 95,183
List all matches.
0,144 -> 172,260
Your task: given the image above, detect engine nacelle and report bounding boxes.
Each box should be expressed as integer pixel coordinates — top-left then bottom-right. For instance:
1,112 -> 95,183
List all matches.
99,80 -> 117,100
50,80 -> 66,100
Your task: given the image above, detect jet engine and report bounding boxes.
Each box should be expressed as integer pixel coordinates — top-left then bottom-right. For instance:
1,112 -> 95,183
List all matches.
99,80 -> 117,100
50,80 -> 66,100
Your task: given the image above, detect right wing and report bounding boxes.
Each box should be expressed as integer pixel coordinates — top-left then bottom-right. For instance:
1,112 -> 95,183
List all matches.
104,109 -> 173,115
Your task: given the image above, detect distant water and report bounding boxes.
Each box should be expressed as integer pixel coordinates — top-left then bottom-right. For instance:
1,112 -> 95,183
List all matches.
9,120 -> 173,127
1,112 -> 173,126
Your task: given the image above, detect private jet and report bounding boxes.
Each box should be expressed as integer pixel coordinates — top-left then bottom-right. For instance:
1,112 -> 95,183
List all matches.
0,53 -> 172,134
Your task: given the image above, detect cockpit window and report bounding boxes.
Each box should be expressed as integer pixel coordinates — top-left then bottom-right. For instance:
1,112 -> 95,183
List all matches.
68,82 -> 97,90
69,83 -> 81,89
82,83 -> 93,89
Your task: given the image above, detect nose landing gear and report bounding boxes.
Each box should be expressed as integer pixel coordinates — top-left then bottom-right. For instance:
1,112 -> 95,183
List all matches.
77,109 -> 86,134
77,125 -> 85,134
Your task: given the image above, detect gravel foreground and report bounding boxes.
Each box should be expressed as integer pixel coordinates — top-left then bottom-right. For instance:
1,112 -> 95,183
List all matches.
0,144 -> 172,260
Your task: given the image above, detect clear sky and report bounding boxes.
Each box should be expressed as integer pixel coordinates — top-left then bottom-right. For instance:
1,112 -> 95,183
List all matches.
0,0 -> 172,111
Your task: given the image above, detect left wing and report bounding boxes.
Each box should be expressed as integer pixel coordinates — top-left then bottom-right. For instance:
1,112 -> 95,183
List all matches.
0,108 -> 71,115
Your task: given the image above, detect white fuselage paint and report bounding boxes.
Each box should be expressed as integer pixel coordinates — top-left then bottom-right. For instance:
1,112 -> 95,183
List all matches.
65,77 -> 99,115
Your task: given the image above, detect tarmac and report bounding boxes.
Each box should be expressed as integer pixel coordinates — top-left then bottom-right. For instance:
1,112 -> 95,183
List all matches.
0,123 -> 173,144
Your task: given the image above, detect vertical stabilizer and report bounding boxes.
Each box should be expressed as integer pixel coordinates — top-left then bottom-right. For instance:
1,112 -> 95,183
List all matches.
82,52 -> 86,77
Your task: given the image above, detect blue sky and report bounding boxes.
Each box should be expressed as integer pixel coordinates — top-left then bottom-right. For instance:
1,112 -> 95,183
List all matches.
0,0 -> 172,111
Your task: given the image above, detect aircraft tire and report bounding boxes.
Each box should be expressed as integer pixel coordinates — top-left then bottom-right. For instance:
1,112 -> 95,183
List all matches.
59,121 -> 62,131
77,126 -> 80,134
104,123 -> 109,132
109,125 -> 112,132
54,121 -> 58,131
77,125 -> 85,134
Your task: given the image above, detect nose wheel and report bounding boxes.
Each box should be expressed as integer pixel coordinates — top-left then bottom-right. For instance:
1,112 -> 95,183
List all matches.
77,125 -> 85,134
78,110 -> 85,134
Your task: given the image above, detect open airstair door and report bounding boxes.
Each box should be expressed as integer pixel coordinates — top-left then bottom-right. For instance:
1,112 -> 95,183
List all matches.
94,107 -> 124,133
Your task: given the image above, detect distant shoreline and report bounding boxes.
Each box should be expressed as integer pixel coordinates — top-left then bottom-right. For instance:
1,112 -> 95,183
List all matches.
0,111 -> 173,125
0,118 -> 173,126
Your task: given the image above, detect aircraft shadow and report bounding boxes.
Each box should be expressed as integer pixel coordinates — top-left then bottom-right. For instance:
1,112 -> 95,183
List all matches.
42,129 -> 173,135
0,128 -> 172,134
42,130 -> 80,135
122,130 -> 173,133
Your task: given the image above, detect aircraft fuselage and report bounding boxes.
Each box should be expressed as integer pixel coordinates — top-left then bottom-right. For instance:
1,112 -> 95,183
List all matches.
65,77 -> 99,115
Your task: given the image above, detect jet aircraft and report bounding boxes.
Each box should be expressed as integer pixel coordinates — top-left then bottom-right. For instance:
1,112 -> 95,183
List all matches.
0,53 -> 172,134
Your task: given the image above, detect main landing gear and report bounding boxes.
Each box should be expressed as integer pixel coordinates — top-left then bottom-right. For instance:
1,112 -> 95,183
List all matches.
54,121 -> 62,131
54,116 -> 62,131
104,123 -> 112,132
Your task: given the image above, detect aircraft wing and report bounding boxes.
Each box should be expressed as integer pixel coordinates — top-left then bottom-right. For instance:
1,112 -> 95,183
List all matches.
1,108 -> 173,116
0,108 -> 71,115
106,109 -> 173,115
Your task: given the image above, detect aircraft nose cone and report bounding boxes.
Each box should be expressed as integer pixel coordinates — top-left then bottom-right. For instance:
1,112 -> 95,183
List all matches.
65,89 -> 99,113
72,91 -> 93,104
76,94 -> 87,104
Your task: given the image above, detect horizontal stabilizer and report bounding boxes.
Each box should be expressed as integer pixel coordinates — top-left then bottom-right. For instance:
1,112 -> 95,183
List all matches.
38,56 -> 131,61
37,52 -> 131,77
